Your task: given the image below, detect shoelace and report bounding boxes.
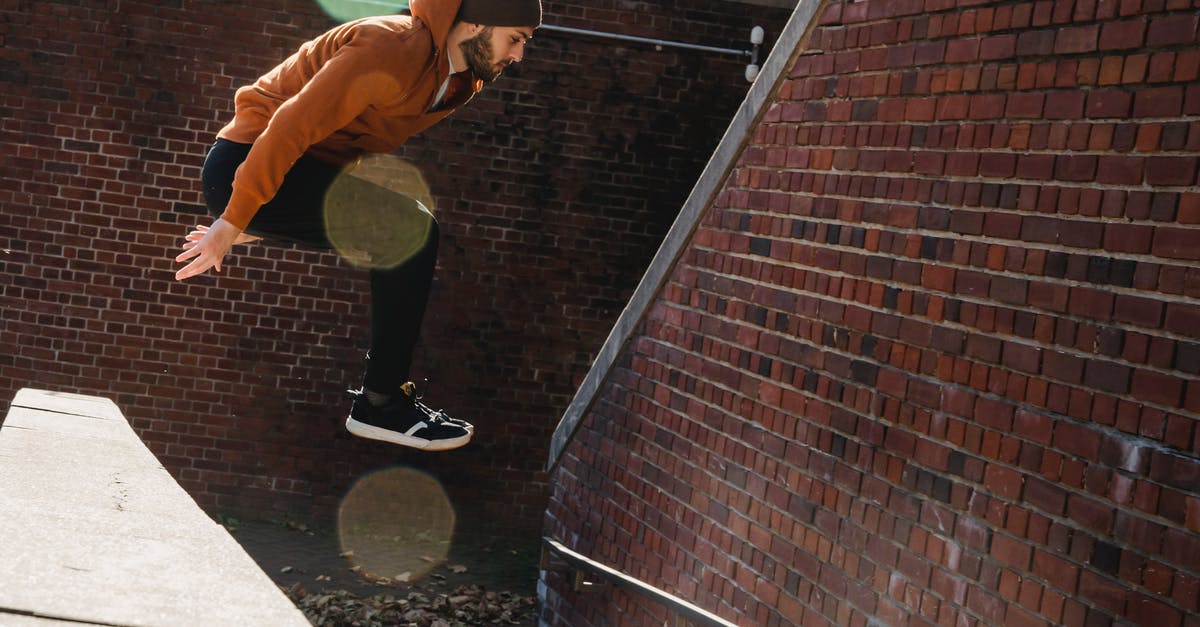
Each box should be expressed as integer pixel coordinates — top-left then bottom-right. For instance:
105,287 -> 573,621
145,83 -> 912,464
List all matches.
403,380 -> 454,423
352,383 -> 459,426
417,402 -> 450,424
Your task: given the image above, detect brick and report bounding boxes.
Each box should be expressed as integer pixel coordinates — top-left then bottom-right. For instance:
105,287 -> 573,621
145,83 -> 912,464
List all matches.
1146,13 -> 1199,47
1163,529 -> 1200,575
1150,450 -> 1200,491
1006,92 -> 1045,118
1054,24 -> 1100,54
1103,223 -> 1154,254
1096,155 -> 1145,184
1055,155 -> 1097,181
1025,476 -> 1068,516
1045,91 -> 1086,119
1148,52 -> 1180,83
969,93 -> 1007,119
980,34 -> 1017,60
1059,220 -> 1104,248
1086,88 -> 1133,118
1124,53 -> 1151,84
1002,340 -> 1042,374
1134,86 -> 1185,117
936,94 -> 971,120
947,37 -> 982,63
1099,434 -> 1150,474
984,463 -> 1023,500
1164,303 -> 1200,338
1099,18 -> 1147,50
1145,157 -> 1199,186
1055,421 -> 1103,459
1016,154 -> 1056,180
1068,287 -> 1114,320
1115,515 -> 1164,560
1017,29 -> 1056,55
1042,350 -> 1084,383
1069,494 -> 1116,534
914,41 -> 947,66
1153,227 -> 1200,261
991,532 -> 1032,569
1129,596 -> 1180,627
966,587 -> 1006,625
1178,342 -> 1200,375
990,276 -> 1028,304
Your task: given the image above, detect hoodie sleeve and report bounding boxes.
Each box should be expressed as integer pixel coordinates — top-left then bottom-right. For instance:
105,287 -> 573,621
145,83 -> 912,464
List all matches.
220,26 -> 425,230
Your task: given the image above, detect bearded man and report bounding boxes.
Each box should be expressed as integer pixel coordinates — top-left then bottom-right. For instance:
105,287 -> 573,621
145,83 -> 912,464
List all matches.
174,0 -> 541,450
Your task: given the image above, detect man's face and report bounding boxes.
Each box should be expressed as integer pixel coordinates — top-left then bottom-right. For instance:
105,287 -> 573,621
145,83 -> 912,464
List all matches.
459,26 -> 533,82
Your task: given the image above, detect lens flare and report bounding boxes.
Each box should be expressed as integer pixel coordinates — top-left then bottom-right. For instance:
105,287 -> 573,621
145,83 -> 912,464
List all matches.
316,0 -> 411,23
323,155 -> 436,269
337,467 -> 455,582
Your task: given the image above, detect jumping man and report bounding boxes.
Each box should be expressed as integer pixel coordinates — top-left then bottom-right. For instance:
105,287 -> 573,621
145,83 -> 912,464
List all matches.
174,0 -> 542,450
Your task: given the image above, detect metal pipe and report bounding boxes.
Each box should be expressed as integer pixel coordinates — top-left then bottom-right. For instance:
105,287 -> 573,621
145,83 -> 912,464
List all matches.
543,538 -> 740,627
540,23 -> 753,57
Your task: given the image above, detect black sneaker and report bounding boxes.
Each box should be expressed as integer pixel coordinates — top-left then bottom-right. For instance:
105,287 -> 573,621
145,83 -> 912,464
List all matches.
346,388 -> 472,451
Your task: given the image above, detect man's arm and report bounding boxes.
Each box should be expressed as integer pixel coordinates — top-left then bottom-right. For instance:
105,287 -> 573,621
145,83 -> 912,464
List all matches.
175,25 -> 417,281
220,29 -> 408,230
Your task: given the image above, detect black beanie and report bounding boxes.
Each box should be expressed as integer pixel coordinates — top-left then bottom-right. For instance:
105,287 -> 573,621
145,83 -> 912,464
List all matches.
457,0 -> 543,27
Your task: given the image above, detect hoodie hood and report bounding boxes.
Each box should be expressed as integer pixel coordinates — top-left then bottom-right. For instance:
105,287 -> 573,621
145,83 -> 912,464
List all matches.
410,0 -> 462,53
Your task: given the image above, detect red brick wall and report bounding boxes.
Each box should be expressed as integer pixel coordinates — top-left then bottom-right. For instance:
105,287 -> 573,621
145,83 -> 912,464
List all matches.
543,0 -> 1200,624
0,0 -> 791,534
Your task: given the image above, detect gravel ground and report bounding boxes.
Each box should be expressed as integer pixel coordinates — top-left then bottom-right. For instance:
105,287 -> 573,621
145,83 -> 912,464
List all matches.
227,517 -> 541,626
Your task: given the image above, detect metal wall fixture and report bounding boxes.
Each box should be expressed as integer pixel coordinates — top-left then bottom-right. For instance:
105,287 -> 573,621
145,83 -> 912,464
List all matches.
541,24 -> 767,83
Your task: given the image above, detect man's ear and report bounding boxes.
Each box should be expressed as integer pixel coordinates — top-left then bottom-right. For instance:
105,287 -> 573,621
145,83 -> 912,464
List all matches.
448,20 -> 485,44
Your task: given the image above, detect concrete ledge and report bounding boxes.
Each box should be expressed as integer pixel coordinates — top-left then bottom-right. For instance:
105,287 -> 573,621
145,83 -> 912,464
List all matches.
0,388 -> 309,627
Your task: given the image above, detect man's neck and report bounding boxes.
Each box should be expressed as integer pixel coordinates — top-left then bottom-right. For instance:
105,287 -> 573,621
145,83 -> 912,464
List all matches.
448,47 -> 465,74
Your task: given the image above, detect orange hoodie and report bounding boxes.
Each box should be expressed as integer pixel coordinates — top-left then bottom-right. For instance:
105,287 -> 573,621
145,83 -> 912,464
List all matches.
215,0 -> 480,230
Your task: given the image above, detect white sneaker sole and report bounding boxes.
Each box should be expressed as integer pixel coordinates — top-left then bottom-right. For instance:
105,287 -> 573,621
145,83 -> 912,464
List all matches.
345,417 -> 472,451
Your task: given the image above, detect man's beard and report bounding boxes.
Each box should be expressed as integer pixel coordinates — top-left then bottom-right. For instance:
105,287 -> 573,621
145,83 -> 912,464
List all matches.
459,27 -> 506,82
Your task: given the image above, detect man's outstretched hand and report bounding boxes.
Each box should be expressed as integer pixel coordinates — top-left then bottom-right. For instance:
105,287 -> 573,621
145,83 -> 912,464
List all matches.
174,218 -> 245,280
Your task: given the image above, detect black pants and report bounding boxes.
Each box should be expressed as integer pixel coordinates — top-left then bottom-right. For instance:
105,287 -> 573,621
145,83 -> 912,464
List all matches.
200,139 -> 437,394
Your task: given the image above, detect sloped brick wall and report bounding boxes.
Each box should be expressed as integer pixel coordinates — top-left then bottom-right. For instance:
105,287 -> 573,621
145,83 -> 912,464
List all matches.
544,0 -> 1200,624
0,0 -> 791,534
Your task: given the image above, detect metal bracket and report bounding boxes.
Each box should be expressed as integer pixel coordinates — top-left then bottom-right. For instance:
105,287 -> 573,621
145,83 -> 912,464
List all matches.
541,24 -> 767,83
